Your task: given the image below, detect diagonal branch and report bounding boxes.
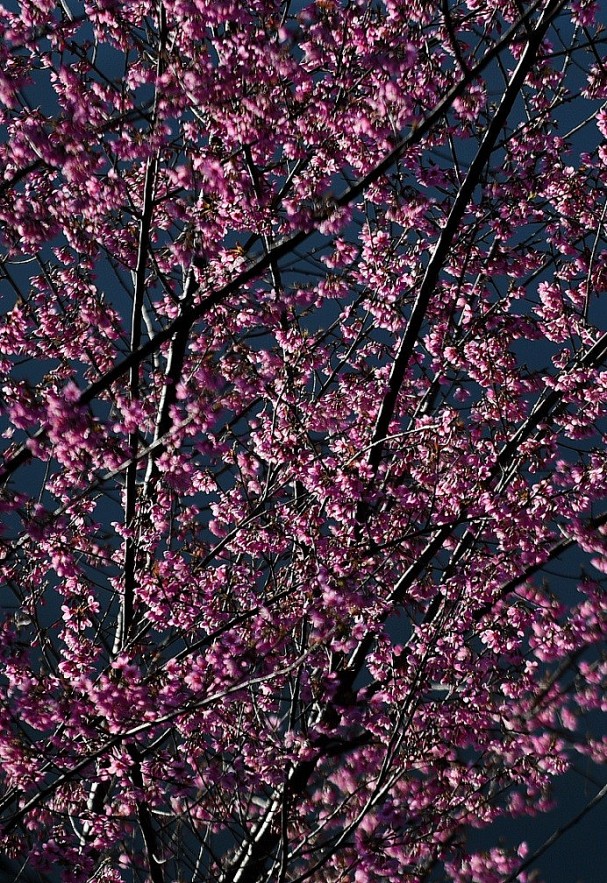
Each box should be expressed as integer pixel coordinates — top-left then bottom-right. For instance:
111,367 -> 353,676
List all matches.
0,0 -> 564,488
502,779 -> 607,883
363,0 -> 564,489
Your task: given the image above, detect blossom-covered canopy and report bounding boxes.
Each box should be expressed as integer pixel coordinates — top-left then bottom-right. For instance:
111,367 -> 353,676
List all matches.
0,0 -> 606,881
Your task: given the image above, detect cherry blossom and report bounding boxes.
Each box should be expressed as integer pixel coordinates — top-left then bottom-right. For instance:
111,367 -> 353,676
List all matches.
0,1 -> 606,882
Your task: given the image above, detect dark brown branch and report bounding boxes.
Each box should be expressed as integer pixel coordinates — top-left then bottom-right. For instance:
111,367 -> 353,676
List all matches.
442,0 -> 469,74
117,152 -> 159,655
363,0 -> 564,490
0,0 -> 563,488
503,779 -> 607,883
128,745 -> 165,883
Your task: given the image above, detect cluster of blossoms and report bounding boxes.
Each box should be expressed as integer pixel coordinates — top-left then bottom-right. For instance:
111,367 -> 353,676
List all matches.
0,0 -> 606,880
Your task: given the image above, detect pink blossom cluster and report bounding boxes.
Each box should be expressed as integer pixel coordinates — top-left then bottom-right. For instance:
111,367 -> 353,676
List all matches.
0,1 -> 605,881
